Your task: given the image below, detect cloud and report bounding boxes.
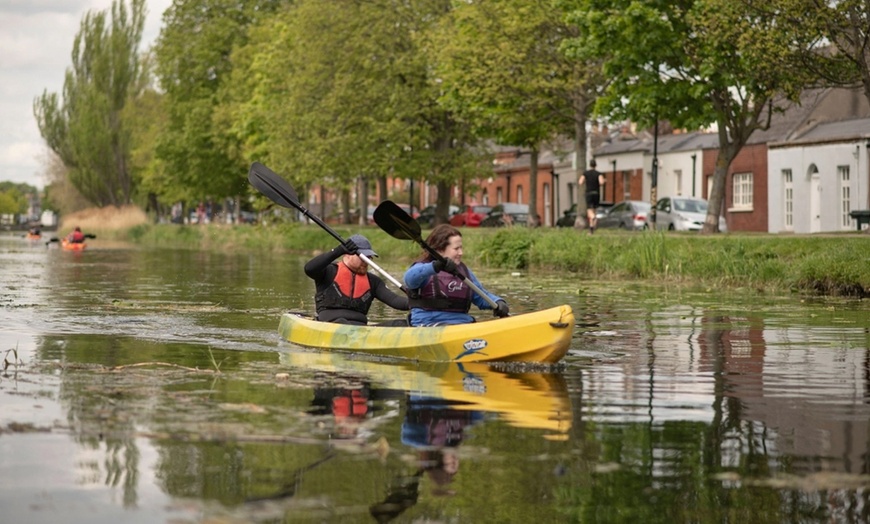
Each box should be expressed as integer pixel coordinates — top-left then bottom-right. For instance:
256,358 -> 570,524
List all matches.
0,0 -> 171,189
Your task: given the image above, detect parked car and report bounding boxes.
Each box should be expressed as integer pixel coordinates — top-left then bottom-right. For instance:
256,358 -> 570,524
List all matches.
654,197 -> 728,232
418,204 -> 459,227
556,202 -> 614,227
480,203 -> 530,227
596,200 -> 651,230
449,204 -> 492,227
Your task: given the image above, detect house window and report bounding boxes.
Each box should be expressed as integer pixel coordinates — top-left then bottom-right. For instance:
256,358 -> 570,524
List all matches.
783,169 -> 793,231
496,187 -> 503,203
839,165 -> 851,229
516,186 -> 523,204
674,169 -> 683,196
732,172 -> 753,210
622,171 -> 631,200
482,189 -> 489,205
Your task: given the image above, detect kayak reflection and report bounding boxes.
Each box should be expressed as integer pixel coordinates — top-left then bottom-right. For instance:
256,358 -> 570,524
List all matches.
279,349 -> 572,437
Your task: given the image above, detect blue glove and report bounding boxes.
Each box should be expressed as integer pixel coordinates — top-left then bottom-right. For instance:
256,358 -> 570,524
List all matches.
494,300 -> 510,318
432,258 -> 458,275
341,239 -> 359,255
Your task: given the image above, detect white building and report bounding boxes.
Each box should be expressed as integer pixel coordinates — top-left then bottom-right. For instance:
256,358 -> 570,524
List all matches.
768,118 -> 870,233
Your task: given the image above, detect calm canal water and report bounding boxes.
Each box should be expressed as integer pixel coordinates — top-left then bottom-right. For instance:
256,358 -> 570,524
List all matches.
1,232 -> 869,523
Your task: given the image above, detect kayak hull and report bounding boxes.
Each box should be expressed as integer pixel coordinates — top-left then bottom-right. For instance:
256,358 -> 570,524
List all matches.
278,304 -> 575,363
61,239 -> 87,251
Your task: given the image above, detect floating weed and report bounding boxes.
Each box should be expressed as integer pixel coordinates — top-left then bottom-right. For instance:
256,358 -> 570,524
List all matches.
3,344 -> 22,371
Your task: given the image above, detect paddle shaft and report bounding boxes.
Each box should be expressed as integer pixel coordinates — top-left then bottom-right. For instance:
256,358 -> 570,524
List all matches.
290,202 -> 400,288
248,163 -> 405,291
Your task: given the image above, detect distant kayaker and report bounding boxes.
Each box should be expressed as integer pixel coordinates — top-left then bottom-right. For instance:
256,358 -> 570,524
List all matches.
304,234 -> 409,325
403,224 -> 509,326
67,226 -> 85,244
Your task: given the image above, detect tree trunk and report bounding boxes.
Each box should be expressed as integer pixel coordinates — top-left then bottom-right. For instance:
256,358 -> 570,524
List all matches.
574,112 -> 589,229
702,128 -> 740,234
436,180 -> 452,226
528,147 -> 539,227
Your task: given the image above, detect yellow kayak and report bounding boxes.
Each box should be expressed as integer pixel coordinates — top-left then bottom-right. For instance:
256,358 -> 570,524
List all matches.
278,304 -> 575,364
279,350 -> 573,437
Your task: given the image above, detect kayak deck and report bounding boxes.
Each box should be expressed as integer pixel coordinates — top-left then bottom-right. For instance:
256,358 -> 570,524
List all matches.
278,304 -> 575,363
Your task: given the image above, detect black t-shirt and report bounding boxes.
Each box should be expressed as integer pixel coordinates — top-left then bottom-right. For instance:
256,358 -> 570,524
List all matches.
583,169 -> 602,194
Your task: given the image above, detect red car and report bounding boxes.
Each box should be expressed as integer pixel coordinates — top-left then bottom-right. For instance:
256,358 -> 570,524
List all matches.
449,204 -> 492,227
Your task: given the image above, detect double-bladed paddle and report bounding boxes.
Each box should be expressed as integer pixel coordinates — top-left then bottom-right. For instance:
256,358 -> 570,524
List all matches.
247,162 -> 406,292
46,233 -> 96,246
373,200 -> 500,309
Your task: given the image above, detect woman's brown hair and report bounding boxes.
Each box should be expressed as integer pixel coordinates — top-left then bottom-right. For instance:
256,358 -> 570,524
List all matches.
414,224 -> 461,263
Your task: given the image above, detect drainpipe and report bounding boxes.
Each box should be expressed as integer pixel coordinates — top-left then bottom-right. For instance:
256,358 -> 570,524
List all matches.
691,153 -> 697,198
611,159 -> 617,203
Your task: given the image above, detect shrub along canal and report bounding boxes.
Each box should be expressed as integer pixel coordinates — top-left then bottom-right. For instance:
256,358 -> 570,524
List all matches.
1,232 -> 869,523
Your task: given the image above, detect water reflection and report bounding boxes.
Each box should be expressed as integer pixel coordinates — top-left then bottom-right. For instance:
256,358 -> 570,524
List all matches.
370,396 -> 484,521
4,236 -> 870,522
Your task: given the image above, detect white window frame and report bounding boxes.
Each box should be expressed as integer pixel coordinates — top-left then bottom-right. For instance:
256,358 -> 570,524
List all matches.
516,185 -> 523,204
622,171 -> 631,201
730,172 -> 753,212
674,169 -> 683,196
839,165 -> 852,230
783,169 -> 793,231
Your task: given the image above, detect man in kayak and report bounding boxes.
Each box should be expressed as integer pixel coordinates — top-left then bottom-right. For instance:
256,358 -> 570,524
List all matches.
304,234 -> 409,325
67,226 -> 86,243
403,224 -> 509,326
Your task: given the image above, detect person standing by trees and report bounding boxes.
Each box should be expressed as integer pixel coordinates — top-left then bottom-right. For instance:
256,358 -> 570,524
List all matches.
579,159 -> 605,234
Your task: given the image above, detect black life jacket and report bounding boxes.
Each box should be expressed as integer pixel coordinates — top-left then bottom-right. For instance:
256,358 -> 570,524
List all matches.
408,262 -> 472,313
315,262 -> 373,316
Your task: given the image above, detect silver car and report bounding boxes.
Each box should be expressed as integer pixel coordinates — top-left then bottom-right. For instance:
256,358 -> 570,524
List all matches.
654,197 -> 728,232
597,200 -> 651,230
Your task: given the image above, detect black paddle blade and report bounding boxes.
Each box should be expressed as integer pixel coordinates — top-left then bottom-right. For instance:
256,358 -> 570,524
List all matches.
84,233 -> 97,239
373,200 -> 423,241
248,162 -> 301,210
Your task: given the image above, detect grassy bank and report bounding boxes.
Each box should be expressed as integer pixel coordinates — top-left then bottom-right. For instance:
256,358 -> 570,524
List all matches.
112,222 -> 870,297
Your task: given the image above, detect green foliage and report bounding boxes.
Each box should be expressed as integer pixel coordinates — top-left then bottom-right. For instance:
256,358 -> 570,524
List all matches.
154,0 -> 283,202
0,183 -> 33,215
477,228 -> 536,269
33,0 -> 146,207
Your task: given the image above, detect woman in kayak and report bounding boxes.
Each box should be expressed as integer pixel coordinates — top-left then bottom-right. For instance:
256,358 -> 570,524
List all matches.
304,234 -> 408,325
403,224 -> 509,326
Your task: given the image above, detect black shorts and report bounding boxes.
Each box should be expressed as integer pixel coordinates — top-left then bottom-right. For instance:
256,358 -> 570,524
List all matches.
585,191 -> 600,209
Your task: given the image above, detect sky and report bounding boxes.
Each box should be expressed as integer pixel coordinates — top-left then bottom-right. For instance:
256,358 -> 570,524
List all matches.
0,0 -> 173,190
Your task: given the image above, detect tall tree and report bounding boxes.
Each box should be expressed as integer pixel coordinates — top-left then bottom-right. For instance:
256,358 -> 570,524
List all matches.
431,0 -> 605,226
34,0 -> 146,207
782,0 -> 870,106
564,0 -> 817,232
154,0 -> 283,203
